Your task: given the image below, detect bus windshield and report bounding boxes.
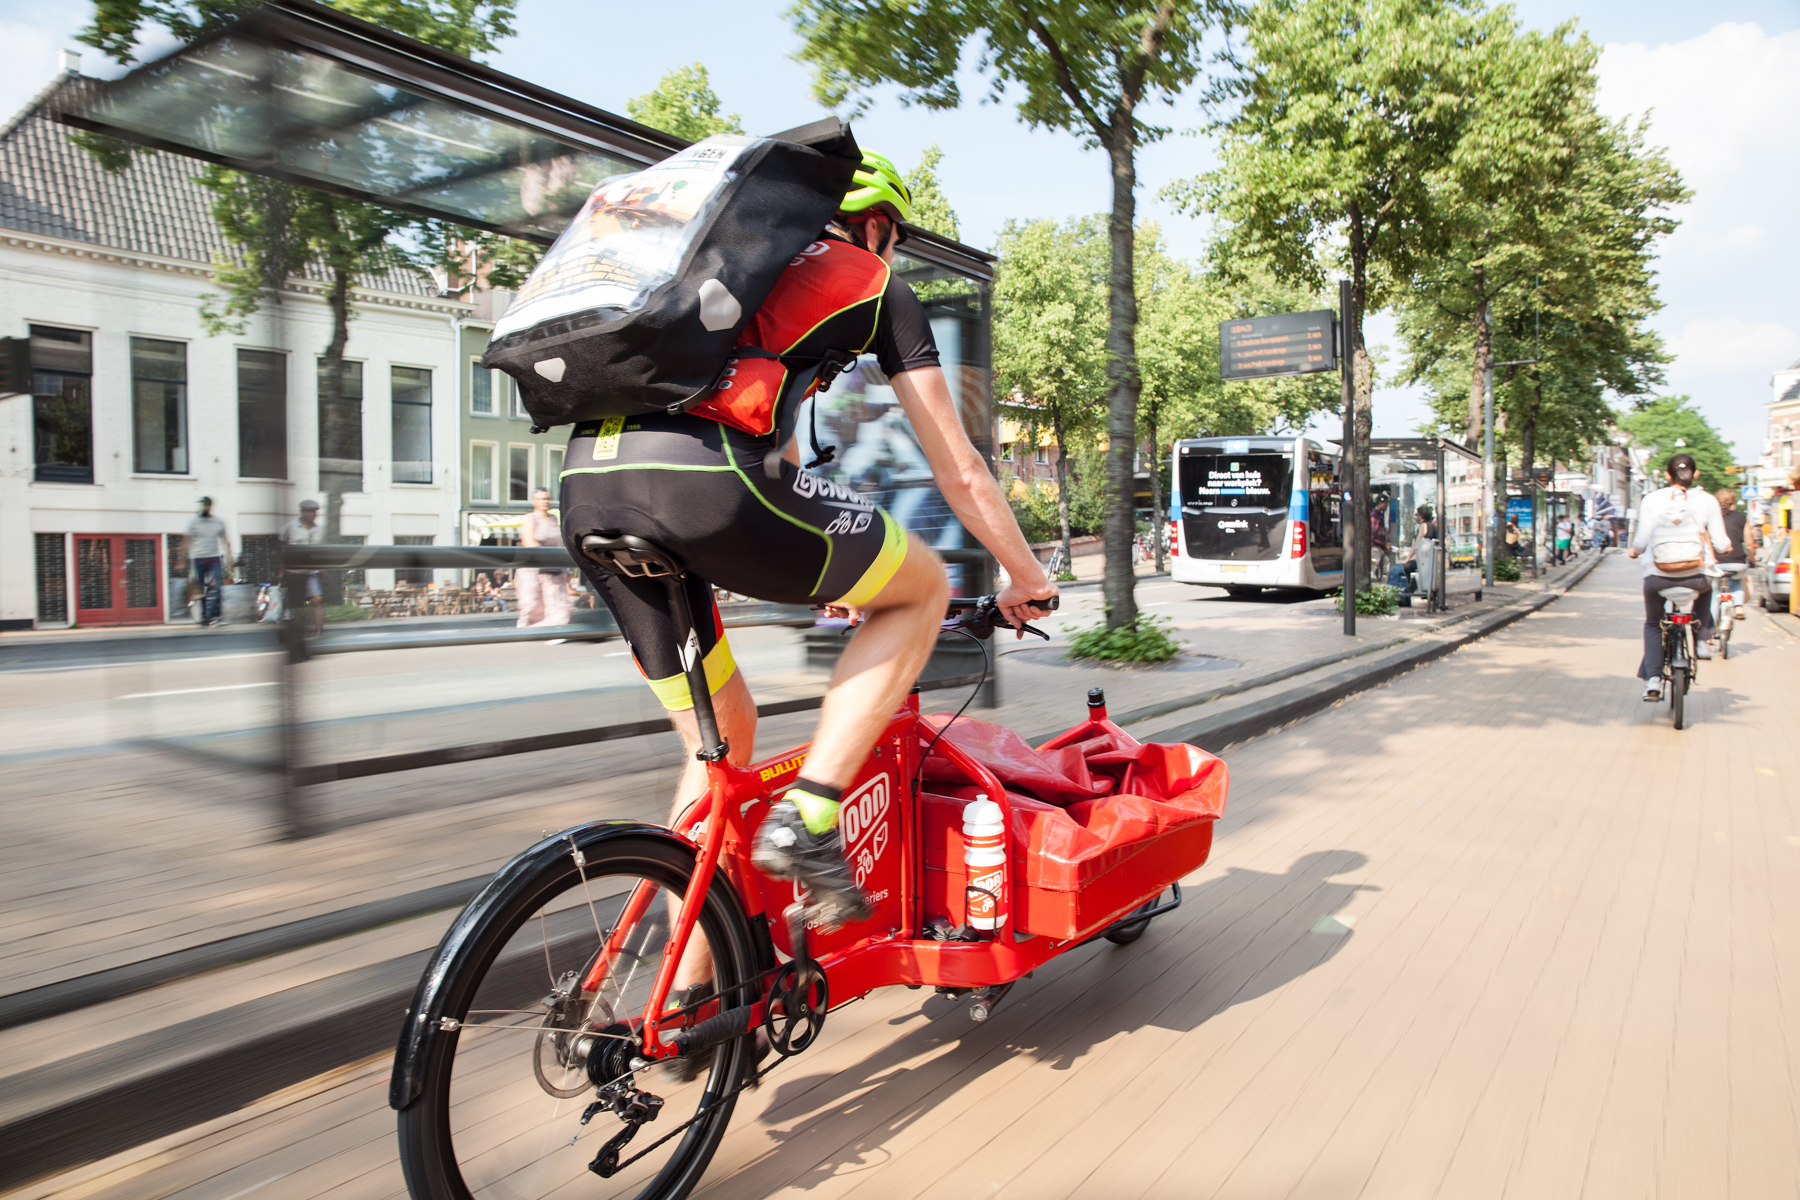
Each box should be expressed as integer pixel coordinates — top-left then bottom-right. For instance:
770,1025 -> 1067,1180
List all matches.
1177,450 -> 1294,561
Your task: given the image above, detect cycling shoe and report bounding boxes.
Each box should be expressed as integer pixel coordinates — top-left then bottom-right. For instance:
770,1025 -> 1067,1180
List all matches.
1642,680 -> 1662,702
1695,640 -> 1715,660
751,800 -> 873,930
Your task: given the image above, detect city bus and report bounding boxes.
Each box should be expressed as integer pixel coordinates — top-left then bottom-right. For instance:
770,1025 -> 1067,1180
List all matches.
1168,435 -> 1345,596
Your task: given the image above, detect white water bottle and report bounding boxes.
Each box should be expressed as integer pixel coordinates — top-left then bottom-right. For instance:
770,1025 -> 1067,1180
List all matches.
963,795 -> 1006,930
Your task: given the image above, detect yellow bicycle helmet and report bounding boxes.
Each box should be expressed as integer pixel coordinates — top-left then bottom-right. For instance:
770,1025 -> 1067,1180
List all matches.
838,151 -> 915,225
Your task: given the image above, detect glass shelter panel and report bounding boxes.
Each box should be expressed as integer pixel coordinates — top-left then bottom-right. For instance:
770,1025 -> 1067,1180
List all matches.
1441,443 -> 1486,599
1367,444 -> 1441,600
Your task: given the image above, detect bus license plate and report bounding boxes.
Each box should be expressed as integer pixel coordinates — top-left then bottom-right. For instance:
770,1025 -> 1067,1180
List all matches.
1222,565 -> 1248,574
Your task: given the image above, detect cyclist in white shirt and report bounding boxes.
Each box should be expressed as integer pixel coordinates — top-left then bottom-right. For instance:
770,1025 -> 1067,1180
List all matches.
279,499 -> 325,637
1628,454 -> 1731,700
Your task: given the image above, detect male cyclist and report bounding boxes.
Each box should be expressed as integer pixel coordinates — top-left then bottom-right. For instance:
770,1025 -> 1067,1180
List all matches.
559,151 -> 1058,930
1714,487 -> 1756,618
1629,453 -> 1730,700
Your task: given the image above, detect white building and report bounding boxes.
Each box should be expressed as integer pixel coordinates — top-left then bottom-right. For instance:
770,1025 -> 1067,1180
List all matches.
0,62 -> 470,627
1758,357 -> 1800,502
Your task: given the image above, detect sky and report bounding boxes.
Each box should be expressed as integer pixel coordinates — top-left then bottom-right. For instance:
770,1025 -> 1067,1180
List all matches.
2,0 -> 1796,464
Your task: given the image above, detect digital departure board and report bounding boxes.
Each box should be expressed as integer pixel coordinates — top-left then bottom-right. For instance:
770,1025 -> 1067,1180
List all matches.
1220,310 -> 1339,381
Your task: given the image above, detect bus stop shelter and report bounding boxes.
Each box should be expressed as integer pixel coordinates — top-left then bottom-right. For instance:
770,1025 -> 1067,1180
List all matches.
1365,438 -> 1486,610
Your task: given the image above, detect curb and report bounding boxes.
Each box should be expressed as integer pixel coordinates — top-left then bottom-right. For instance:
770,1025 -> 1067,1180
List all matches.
1147,553 -> 1602,752
0,950 -> 428,1191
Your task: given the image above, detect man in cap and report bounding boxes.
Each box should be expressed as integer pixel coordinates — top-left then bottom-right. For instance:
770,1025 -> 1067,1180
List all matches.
183,497 -> 231,626
281,498 -> 326,637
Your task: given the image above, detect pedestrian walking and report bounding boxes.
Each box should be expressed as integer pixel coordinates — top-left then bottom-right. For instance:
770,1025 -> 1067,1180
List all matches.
280,499 -> 326,637
515,488 -> 572,629
182,497 -> 231,626
1554,514 -> 1574,565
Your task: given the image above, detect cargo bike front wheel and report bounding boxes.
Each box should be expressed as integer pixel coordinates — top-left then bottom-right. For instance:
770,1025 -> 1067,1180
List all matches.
396,836 -> 759,1200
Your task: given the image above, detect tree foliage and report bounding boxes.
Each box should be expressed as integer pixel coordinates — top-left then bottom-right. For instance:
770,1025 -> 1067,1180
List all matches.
1618,397 -> 1736,495
791,0 -> 1239,629
903,144 -> 961,242
625,63 -> 744,142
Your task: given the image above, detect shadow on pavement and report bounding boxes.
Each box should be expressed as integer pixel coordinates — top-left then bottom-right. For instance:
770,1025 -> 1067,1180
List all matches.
736,850 -> 1373,1192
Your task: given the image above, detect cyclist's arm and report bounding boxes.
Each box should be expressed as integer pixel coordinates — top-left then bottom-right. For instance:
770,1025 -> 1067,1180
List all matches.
1704,498 -> 1731,555
889,365 -> 1054,609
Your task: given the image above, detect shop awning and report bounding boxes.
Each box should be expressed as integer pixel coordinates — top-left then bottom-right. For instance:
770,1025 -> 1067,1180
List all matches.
51,0 -> 997,278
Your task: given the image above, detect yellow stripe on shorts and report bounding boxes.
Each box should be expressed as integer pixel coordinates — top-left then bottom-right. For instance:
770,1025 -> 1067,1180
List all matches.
834,510 -> 907,608
644,634 -> 739,711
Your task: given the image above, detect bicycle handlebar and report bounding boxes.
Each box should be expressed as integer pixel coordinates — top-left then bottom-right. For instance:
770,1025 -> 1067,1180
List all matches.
944,594 -> 1058,641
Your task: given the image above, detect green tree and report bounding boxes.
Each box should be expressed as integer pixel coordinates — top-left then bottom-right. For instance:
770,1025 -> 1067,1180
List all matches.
1168,0 -> 1503,585
81,0 -> 518,544
992,217 -> 1111,568
903,144 -> 960,242
625,63 -> 744,141
791,0 -> 1237,629
1618,397 -> 1736,495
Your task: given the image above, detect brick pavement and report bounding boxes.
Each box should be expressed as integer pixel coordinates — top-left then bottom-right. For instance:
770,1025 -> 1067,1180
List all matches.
9,550 -> 1797,1197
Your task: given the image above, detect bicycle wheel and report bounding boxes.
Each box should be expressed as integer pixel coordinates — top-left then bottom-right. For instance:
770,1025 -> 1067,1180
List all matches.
397,836 -> 757,1200
1104,891 -> 1163,945
1670,664 -> 1688,730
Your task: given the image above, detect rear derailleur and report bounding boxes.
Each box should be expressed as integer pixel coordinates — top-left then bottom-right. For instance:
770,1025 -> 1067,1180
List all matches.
582,1079 -> 665,1178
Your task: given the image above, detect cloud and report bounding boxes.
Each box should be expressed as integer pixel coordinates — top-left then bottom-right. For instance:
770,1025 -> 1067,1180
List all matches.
1667,316 -> 1800,376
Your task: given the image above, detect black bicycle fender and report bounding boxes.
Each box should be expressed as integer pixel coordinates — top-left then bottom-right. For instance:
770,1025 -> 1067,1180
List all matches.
388,820 -> 694,1111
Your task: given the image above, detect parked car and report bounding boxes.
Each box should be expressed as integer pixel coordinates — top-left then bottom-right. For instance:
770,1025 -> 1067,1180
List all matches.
1760,534 -> 1792,611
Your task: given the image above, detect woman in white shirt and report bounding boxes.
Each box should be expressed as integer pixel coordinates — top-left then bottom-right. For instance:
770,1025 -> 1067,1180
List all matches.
1628,453 -> 1731,700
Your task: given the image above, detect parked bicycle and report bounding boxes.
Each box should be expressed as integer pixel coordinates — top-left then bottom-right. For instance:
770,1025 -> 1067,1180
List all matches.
1655,584 -> 1701,730
391,533 -> 1227,1199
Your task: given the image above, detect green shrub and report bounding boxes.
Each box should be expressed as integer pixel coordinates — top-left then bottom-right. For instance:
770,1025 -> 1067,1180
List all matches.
1495,557 -> 1522,582
324,602 -> 372,622
1054,569 -> 1078,583
1331,585 -> 1401,616
1066,612 -> 1182,663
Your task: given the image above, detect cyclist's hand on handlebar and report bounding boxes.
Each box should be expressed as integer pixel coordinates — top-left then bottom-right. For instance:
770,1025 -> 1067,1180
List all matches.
995,578 -> 1059,639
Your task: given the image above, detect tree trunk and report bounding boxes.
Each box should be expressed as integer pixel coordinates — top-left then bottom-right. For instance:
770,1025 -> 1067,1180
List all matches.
1467,266 -> 1489,445
1102,131 -> 1141,629
320,265 -> 352,542
1052,405 -> 1073,571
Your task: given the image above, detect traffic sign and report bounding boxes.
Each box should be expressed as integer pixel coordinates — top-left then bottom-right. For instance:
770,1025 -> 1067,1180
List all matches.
1220,311 -> 1338,381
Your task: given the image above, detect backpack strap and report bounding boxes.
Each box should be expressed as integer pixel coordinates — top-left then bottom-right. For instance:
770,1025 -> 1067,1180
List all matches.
732,346 -> 859,479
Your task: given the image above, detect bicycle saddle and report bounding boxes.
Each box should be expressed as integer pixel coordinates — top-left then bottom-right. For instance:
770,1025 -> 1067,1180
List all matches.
579,532 -> 685,579
1658,586 -> 1699,607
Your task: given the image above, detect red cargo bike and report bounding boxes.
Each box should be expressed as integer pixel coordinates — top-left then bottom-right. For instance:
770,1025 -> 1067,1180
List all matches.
391,534 -> 1229,1200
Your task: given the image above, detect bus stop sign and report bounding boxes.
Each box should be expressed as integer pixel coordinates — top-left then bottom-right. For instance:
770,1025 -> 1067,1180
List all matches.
1220,310 -> 1338,381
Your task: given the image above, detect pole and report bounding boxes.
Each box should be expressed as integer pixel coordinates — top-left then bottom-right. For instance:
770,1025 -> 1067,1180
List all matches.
1483,357 -> 1496,588
1340,280 -> 1356,637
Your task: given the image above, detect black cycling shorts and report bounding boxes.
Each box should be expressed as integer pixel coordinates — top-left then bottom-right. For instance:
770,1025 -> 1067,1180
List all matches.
559,414 -> 907,710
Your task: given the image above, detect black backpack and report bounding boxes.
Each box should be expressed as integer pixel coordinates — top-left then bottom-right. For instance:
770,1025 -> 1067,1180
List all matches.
482,119 -> 861,429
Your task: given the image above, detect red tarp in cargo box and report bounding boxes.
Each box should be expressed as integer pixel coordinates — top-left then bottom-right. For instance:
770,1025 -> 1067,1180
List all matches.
918,715 -> 1227,939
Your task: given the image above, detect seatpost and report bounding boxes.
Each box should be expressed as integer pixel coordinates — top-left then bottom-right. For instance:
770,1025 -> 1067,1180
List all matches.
662,575 -> 729,762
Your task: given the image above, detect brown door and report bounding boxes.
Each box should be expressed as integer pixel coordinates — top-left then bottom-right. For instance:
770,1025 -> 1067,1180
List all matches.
75,535 -> 165,624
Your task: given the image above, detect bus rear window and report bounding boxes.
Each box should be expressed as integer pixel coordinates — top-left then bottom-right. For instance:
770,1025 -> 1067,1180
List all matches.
1179,453 -> 1293,509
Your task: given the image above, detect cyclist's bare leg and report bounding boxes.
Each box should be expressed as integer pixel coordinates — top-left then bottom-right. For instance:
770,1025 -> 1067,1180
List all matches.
666,670 -> 755,991
800,533 -> 949,790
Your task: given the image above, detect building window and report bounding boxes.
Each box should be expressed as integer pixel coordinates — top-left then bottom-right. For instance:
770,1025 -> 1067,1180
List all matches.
239,534 -> 280,587
392,366 -> 433,484
394,534 -> 434,586
318,358 -> 363,496
509,373 -> 526,420
1036,443 -> 1048,466
35,534 -> 67,623
508,443 -> 532,503
31,325 -> 92,484
237,349 -> 287,479
545,444 -> 564,490
131,337 -> 188,474
471,359 -> 494,416
470,441 -> 497,503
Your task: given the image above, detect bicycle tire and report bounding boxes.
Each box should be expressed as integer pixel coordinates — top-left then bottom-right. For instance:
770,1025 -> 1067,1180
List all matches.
1670,665 -> 1688,730
397,836 -> 757,1200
